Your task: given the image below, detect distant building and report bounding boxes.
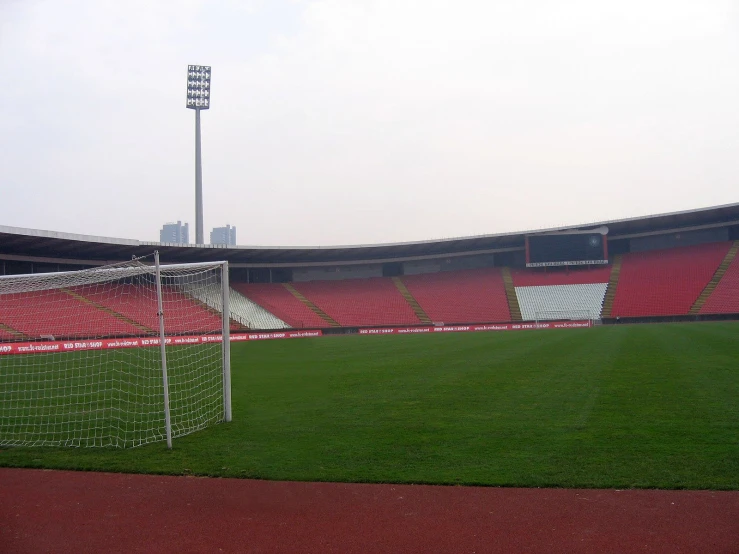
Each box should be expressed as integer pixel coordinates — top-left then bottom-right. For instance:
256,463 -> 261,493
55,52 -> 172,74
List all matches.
160,221 -> 189,244
210,225 -> 236,246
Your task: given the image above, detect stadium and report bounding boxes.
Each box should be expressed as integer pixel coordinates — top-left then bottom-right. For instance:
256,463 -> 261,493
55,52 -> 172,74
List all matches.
2,203 -> 739,551
3,2 -> 739,551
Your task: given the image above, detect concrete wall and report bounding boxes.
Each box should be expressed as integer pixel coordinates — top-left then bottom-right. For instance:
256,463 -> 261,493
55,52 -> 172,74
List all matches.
402,253 -> 498,275
402,259 -> 443,275
630,228 -> 728,253
292,264 -> 383,282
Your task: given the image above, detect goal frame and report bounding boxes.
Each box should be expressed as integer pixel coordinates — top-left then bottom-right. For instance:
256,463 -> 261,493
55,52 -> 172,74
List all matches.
533,310 -> 599,327
0,253 -> 232,449
152,253 -> 232,448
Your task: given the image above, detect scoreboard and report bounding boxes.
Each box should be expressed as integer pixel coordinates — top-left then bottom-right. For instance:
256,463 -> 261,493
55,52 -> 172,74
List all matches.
526,229 -> 608,267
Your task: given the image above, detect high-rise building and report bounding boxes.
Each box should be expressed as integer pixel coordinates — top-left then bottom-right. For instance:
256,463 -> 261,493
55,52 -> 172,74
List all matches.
210,225 -> 236,246
160,221 -> 189,244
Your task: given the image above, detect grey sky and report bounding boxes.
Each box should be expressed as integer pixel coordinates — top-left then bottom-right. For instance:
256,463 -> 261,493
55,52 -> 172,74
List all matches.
1,0 -> 737,246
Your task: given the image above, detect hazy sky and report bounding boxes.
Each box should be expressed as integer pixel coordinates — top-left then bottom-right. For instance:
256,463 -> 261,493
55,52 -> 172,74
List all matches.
1,0 -> 737,246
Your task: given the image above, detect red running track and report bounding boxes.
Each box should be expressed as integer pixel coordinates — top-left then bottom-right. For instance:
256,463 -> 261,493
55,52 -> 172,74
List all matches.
1,468 -> 738,553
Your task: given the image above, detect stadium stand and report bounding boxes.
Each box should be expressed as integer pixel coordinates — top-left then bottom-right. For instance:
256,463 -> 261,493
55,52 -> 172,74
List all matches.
3,203 -> 739,333
291,277 -> 420,326
700,249 -> 739,314
610,242 -> 731,317
401,268 -> 511,323
9,242 -> 730,338
0,291 -> 142,339
233,283 -> 329,328
515,283 -> 608,321
181,283 -> 289,330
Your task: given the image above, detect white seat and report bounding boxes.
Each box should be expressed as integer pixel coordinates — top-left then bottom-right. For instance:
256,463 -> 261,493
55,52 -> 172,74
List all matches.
181,283 -> 289,330
514,283 -> 608,321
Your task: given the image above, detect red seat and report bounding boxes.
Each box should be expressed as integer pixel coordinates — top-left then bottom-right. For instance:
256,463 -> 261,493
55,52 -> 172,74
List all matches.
0,290 -> 142,339
82,285 -> 228,334
293,278 -> 419,326
611,242 -> 729,317
233,283 -> 328,328
402,268 -> 510,323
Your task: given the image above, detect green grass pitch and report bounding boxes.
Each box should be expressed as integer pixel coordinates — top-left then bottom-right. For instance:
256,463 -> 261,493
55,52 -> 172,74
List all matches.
1,322 -> 738,489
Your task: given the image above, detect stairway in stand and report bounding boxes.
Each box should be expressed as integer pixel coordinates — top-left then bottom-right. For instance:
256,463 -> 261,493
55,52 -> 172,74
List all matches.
392,277 -> 432,324
62,288 -> 155,334
689,240 -> 739,314
501,267 -> 522,321
0,322 -> 28,340
600,255 -> 622,318
282,283 -> 341,327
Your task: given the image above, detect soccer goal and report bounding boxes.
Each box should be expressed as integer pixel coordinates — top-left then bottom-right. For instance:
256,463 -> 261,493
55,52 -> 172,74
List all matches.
0,253 -> 231,449
533,310 -> 599,327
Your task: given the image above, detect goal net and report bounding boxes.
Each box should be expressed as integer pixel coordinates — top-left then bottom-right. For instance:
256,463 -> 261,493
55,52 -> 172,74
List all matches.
0,254 -> 231,448
533,310 -> 598,327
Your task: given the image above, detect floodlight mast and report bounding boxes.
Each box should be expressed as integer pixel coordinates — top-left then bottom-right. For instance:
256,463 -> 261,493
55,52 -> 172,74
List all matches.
186,65 -> 211,245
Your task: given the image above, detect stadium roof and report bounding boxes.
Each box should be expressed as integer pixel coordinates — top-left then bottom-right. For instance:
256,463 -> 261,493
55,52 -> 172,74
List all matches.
2,202 -> 739,267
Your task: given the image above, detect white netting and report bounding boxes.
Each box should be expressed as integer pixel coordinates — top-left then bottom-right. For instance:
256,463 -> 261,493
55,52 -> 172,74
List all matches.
0,256 -> 229,448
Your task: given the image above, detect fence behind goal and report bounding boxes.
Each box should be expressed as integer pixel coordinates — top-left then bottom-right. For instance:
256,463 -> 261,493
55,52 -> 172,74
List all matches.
0,254 -> 231,448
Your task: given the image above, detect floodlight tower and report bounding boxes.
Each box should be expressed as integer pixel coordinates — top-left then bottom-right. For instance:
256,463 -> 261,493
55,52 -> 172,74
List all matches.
186,65 -> 211,245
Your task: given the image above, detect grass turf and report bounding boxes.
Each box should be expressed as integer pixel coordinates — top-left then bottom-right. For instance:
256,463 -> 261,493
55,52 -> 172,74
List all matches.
1,322 -> 738,489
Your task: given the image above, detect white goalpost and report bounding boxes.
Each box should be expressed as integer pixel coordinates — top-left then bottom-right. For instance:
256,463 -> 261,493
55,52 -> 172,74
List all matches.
0,253 -> 231,449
